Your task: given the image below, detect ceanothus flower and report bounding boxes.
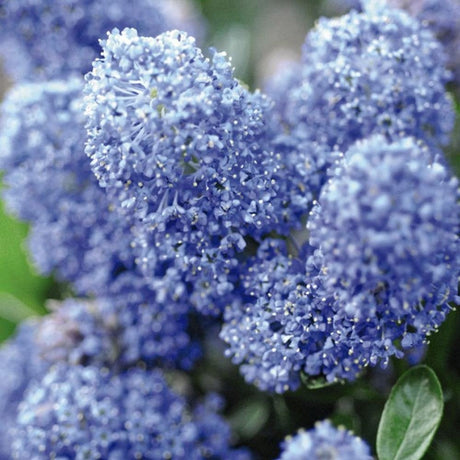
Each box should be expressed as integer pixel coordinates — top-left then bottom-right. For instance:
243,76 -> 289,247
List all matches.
35,299 -> 116,367
0,78 -> 124,292
0,0 -> 204,81
0,79 -> 200,369
386,0 -> 460,86
221,137 -> 459,393
308,135 -> 459,321
0,320 -> 48,458
278,420 -> 372,460
220,239 -> 319,393
13,364 -> 251,460
85,28 -> 293,314
268,3 -> 454,195
220,239 -> 377,392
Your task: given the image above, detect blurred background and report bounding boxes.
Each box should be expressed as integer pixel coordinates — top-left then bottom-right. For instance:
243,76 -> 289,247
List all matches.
0,1 -> 458,458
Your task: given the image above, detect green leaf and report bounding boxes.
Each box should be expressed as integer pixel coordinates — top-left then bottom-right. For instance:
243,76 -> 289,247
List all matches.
0,185 -> 51,316
0,293 -> 41,323
377,365 -> 444,460
300,372 -> 342,389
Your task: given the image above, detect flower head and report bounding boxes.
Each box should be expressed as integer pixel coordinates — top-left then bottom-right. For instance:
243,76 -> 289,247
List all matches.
0,79 -> 199,368
13,364 -> 250,459
85,28 -> 287,314
278,420 -> 372,460
267,4 -> 454,197
0,0 -> 203,80
308,135 -> 459,321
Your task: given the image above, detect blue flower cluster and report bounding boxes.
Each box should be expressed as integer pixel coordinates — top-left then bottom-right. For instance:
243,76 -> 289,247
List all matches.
0,0 -> 203,81
0,320 -> 47,459
0,79 -> 105,290
13,363 -> 250,459
221,239 -> 316,393
387,0 -> 460,87
85,28 -> 303,314
308,135 -> 459,321
0,79 -> 199,369
266,3 -> 454,199
221,5 -> 459,392
221,135 -> 459,393
278,420 -> 372,460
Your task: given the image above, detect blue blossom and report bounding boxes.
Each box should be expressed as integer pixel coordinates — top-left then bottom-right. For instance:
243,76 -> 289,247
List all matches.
221,138 -> 459,392
85,28 -> 294,314
0,78 -> 120,292
36,299 -> 116,367
0,79 -> 200,369
278,420 -> 372,460
267,4 -> 454,197
0,320 -> 47,458
0,0 -> 204,81
308,135 -> 459,322
387,0 -> 460,87
220,239 -> 315,393
13,363 -> 251,459
220,239 -> 368,392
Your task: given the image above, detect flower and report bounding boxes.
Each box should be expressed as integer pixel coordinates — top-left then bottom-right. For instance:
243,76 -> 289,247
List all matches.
278,420 -> 373,460
0,79 -> 199,368
221,137 -> 459,392
267,3 -> 454,200
0,0 -> 203,81
13,363 -> 251,459
387,0 -> 460,86
308,135 -> 459,322
85,28 -> 289,314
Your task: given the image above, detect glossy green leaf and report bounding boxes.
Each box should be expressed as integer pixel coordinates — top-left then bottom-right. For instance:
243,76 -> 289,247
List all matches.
377,365 -> 444,460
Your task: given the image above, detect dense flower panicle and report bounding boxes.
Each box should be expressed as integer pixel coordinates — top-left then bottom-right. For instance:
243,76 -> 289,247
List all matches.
220,239 -> 377,392
226,244 -> 446,391
85,28 -> 295,314
268,4 -> 454,192
103,271 -> 201,369
278,420 -> 373,460
34,296 -> 194,371
222,142 -> 459,392
13,364 -> 251,460
308,135 -> 459,321
220,239 -> 309,393
0,79 -> 200,368
387,0 -> 460,86
0,78 -> 120,291
0,320 -> 48,458
301,5 -> 454,149
36,299 -> 117,367
0,0 -> 204,81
